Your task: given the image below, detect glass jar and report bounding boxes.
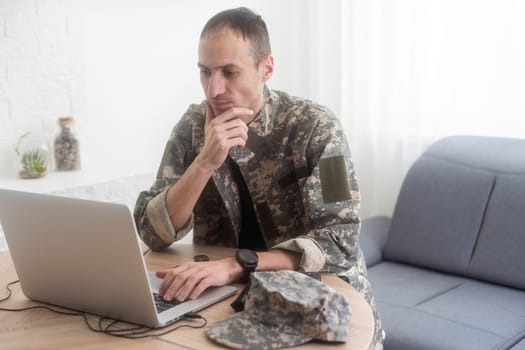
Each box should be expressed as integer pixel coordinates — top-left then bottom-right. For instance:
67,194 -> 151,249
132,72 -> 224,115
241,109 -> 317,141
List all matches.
15,131 -> 49,179
54,116 -> 81,171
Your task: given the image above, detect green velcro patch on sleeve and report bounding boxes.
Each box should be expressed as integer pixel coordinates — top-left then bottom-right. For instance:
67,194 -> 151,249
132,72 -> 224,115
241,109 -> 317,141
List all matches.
319,156 -> 351,204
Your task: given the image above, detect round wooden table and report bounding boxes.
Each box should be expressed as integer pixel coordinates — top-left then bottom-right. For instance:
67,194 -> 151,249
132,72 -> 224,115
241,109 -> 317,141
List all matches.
0,244 -> 375,350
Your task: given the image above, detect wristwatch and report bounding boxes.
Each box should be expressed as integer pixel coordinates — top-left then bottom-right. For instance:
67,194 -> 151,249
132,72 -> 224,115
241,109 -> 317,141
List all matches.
235,249 -> 258,282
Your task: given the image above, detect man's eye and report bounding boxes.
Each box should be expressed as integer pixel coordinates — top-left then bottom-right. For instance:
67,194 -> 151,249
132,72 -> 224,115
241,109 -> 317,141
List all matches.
224,70 -> 238,78
200,69 -> 211,77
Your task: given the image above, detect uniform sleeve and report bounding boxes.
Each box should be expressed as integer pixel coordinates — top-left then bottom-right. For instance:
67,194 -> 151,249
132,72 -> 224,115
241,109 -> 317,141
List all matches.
300,115 -> 362,274
272,236 -> 326,272
291,112 -> 384,348
133,109 -> 197,251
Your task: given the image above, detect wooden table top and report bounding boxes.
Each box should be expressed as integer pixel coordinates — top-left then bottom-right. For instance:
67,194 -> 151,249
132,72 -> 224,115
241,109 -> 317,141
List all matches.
0,244 -> 374,350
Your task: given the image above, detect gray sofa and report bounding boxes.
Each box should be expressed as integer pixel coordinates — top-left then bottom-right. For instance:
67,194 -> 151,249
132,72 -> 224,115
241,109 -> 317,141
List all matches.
360,135 -> 525,350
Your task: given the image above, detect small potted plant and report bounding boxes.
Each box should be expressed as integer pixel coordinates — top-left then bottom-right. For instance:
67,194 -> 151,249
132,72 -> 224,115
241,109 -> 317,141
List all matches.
15,131 -> 49,179
19,149 -> 47,179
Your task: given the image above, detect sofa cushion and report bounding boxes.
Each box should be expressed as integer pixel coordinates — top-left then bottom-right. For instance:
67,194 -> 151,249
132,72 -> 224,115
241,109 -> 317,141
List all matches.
378,303 -> 511,350
369,262 -> 525,350
468,174 -> 525,290
368,262 -> 463,308
383,155 -> 494,274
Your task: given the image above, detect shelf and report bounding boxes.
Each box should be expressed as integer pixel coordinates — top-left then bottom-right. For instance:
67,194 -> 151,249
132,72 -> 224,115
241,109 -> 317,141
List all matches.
0,166 -> 153,194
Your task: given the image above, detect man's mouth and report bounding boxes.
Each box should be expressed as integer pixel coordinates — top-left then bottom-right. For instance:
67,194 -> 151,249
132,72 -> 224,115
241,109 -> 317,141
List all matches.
209,99 -> 234,113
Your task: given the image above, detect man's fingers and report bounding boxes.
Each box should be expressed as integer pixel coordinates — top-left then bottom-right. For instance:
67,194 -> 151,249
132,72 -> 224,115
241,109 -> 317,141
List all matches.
213,107 -> 254,124
156,259 -> 235,302
223,123 -> 248,140
206,119 -> 248,151
224,135 -> 247,150
205,102 -> 215,125
189,279 -> 211,300
224,118 -> 249,133
155,270 -> 167,278
172,271 -> 209,301
157,269 -> 178,297
159,263 -> 206,301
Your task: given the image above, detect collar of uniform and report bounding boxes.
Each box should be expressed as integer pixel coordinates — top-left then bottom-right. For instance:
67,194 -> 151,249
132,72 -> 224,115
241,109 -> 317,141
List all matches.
235,85 -> 278,159
247,85 -> 275,137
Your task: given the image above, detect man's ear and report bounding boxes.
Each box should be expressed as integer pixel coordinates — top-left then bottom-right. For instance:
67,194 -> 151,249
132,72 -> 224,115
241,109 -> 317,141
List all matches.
261,55 -> 274,82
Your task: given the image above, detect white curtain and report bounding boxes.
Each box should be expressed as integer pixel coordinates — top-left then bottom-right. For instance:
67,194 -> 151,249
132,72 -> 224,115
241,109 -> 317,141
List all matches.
334,0 -> 525,218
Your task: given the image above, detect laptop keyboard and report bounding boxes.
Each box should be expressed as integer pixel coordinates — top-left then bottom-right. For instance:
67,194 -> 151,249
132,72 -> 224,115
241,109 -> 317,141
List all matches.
153,293 -> 182,313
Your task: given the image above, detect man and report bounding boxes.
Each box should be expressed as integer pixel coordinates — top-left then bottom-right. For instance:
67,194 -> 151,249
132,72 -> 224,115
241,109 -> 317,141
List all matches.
134,7 -> 383,348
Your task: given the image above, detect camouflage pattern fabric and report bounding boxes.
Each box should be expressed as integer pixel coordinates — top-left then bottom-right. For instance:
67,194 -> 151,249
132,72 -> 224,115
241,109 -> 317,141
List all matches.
134,86 -> 384,349
206,270 -> 351,349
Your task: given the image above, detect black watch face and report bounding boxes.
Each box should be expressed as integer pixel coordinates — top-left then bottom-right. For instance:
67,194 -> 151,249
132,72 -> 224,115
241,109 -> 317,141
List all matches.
238,249 -> 258,264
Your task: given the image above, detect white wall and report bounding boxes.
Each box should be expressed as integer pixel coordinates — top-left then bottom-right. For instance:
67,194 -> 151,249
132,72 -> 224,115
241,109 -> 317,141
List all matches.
0,0 -> 343,180
0,0 -> 85,176
81,0 -> 344,177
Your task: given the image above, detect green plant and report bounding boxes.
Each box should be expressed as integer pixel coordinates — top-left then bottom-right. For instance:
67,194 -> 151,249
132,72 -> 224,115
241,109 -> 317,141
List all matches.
20,150 -> 47,178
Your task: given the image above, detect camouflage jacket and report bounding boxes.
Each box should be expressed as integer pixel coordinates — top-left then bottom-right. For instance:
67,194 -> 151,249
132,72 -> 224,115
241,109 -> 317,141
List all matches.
134,86 -> 366,277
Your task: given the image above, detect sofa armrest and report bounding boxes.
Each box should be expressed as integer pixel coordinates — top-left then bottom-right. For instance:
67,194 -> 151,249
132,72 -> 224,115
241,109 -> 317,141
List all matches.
359,216 -> 391,267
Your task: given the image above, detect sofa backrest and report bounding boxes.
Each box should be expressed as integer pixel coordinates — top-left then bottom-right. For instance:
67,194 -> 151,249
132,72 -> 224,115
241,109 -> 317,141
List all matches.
383,135 -> 525,290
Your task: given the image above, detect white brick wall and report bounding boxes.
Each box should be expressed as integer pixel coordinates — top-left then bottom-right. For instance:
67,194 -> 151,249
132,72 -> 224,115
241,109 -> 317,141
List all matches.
0,0 -> 85,176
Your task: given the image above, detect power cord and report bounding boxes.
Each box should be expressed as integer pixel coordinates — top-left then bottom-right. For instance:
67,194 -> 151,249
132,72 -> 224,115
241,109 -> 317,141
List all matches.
0,279 -> 18,303
0,279 -> 207,339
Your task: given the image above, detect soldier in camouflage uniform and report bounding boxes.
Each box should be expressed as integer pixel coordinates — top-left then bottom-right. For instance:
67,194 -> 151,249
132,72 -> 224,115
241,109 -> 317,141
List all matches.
134,7 -> 383,349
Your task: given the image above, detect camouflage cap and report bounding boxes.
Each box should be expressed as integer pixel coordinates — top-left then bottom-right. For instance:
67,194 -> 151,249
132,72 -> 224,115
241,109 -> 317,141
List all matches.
206,270 -> 351,349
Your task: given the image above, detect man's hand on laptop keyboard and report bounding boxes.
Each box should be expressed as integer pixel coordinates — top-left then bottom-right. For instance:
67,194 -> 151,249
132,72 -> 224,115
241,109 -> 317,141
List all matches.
156,257 -> 243,302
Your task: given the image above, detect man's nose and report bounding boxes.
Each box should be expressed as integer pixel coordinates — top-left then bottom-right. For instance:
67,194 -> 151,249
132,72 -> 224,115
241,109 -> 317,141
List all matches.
207,73 -> 226,98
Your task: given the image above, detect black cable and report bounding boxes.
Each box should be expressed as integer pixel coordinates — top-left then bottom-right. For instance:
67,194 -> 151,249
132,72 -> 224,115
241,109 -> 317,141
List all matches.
0,279 -> 207,339
0,279 -> 18,303
0,281 -> 111,335
102,315 -> 207,339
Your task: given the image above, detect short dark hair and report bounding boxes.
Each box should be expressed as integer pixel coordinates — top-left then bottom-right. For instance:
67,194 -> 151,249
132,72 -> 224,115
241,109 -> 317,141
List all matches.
200,7 -> 271,65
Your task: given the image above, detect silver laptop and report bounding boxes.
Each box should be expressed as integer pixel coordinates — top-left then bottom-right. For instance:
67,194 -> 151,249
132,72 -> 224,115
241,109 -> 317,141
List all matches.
0,188 -> 237,328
